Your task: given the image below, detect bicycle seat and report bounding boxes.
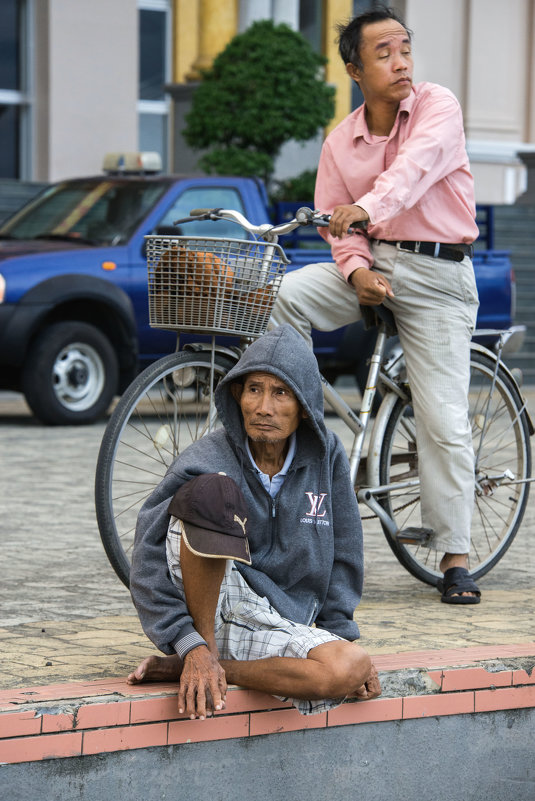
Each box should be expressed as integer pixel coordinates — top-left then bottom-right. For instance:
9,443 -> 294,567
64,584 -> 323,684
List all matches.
360,304 -> 397,336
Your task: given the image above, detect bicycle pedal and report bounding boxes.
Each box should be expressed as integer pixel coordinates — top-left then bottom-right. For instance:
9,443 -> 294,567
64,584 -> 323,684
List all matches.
396,527 -> 434,544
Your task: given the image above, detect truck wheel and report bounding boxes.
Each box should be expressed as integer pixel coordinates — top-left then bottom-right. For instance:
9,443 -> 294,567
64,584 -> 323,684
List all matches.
22,321 -> 119,425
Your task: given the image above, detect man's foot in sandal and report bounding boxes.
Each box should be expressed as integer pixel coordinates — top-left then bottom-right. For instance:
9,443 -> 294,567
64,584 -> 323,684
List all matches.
438,566 -> 481,605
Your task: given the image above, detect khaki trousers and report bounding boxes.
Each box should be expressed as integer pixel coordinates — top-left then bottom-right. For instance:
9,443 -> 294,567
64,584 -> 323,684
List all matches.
270,242 -> 480,554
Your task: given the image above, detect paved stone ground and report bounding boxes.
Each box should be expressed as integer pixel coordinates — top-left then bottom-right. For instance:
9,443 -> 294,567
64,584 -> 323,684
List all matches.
1,387 -> 534,690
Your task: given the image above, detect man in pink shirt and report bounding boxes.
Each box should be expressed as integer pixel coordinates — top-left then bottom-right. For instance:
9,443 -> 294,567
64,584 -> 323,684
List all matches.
271,7 -> 481,603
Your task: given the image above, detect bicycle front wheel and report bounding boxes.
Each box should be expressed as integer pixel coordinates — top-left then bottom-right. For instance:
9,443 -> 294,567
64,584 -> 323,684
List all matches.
95,350 -> 235,587
377,349 -> 532,585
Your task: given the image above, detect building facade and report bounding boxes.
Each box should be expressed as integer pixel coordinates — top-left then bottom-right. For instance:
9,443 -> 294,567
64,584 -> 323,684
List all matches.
2,0 -> 535,203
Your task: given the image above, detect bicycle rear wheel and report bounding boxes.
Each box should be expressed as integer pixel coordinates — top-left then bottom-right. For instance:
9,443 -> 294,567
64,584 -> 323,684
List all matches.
95,350 -> 235,587
377,348 -> 532,585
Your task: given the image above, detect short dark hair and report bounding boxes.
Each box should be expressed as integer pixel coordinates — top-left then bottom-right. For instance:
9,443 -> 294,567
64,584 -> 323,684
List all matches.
337,6 -> 412,69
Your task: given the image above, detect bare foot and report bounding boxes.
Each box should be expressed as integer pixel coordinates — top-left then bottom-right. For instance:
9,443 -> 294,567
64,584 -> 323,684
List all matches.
353,664 -> 382,701
127,653 -> 182,685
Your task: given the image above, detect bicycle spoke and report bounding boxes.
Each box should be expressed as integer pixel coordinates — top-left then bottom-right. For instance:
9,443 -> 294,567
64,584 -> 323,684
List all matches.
374,349 -> 531,585
95,352 -> 233,587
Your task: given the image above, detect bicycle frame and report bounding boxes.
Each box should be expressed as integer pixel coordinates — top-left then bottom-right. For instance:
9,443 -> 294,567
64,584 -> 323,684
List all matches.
320,321 -> 414,537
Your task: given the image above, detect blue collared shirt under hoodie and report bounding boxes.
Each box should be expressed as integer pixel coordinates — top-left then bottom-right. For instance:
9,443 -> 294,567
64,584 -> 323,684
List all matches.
245,431 -> 296,498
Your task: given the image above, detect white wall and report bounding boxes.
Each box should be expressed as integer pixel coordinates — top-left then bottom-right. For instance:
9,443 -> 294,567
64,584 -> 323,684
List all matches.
238,0 -> 299,32
405,0 -> 535,203
465,0 -> 530,142
405,0 -> 468,102
36,0 -> 138,181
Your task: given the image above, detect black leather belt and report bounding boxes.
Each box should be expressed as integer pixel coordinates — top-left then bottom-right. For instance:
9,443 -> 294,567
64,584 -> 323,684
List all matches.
374,240 -> 473,262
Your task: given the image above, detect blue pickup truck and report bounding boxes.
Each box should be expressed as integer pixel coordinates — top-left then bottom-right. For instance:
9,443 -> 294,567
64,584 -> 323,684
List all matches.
0,161 -> 517,424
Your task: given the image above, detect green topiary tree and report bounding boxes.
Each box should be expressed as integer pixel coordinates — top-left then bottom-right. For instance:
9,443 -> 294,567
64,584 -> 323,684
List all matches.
269,168 -> 318,204
183,20 -> 335,183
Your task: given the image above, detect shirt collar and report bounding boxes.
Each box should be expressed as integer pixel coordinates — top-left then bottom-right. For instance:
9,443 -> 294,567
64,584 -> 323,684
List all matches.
352,86 -> 415,142
245,431 -> 296,477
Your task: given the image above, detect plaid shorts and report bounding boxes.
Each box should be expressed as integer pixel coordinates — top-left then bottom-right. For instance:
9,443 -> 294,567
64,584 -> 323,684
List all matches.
167,518 -> 344,715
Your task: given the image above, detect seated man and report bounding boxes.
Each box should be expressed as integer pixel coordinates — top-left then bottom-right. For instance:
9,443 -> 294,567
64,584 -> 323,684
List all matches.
128,324 -> 381,718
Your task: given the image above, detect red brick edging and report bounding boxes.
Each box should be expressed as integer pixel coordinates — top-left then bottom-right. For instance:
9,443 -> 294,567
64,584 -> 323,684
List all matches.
1,643 -> 534,765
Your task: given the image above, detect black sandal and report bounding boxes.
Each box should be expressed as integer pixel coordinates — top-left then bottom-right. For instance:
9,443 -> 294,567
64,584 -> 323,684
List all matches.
438,567 -> 481,605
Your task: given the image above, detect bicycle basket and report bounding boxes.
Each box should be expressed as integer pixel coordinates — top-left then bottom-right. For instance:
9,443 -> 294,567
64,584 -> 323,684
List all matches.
146,235 -> 289,338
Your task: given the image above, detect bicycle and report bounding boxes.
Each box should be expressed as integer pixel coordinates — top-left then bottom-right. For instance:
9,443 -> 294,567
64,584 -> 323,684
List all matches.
95,207 -> 533,589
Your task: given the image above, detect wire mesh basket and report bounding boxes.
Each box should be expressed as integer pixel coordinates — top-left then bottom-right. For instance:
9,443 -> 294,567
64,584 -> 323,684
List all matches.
146,235 -> 289,338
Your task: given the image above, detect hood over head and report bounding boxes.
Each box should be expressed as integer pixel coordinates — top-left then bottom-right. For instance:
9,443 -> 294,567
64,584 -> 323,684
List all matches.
215,324 -> 327,460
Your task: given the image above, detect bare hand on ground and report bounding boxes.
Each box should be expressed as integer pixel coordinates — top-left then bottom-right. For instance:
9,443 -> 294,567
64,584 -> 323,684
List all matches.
329,204 -> 369,238
354,663 -> 382,700
178,646 -> 227,720
350,267 -> 395,306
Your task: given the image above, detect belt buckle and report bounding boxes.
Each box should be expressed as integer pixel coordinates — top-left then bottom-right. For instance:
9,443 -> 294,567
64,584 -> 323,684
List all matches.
414,241 -> 421,254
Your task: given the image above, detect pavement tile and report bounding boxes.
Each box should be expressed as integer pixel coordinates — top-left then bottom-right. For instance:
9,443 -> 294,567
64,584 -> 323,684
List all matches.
40,712 -> 77,734
76,700 -> 131,729
0,709 -> 42,738
130,696 -> 185,724
327,697 -> 403,727
403,691 -> 475,719
0,731 -> 83,764
223,688 -> 291,714
475,685 -> 535,713
82,722 -> 168,755
440,667 -> 513,692
168,714 -> 250,743
4,654 -> 69,669
512,668 -> 535,685
249,708 -> 327,737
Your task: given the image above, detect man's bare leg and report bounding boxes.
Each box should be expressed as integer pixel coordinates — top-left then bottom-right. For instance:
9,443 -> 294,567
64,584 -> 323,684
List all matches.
222,640 -> 377,701
128,640 -> 381,708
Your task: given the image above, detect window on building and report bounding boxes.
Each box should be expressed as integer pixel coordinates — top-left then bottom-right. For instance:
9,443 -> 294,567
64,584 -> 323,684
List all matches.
299,1 -> 322,52
138,1 -> 171,170
0,0 -> 29,178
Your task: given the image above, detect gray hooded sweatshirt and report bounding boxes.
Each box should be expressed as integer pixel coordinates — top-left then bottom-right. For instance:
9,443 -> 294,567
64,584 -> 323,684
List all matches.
130,324 -> 363,657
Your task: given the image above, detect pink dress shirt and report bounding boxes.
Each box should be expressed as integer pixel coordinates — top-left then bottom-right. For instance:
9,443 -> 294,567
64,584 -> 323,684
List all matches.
315,81 -> 479,280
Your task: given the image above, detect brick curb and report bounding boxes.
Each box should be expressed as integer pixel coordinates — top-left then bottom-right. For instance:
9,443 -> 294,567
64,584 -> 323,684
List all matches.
1,643 -> 534,766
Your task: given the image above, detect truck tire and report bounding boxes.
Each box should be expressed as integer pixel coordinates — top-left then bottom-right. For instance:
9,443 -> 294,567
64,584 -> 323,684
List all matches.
22,321 -> 119,425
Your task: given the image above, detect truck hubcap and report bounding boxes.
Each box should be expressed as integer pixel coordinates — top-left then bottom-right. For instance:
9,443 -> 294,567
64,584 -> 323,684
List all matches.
52,342 -> 105,411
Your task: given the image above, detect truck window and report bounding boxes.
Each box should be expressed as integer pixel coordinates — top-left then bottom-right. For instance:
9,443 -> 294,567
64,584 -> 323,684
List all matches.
0,179 -> 169,245
157,187 -> 249,239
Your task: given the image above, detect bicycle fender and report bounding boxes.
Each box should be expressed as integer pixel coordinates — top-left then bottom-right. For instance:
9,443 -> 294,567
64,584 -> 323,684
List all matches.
470,342 -> 534,435
183,341 -> 242,363
366,390 -> 400,488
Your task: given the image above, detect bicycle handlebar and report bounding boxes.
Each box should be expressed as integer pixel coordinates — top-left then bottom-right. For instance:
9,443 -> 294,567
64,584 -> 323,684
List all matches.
172,206 -> 367,242
189,208 -> 219,217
